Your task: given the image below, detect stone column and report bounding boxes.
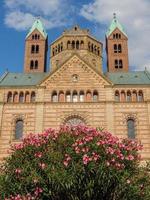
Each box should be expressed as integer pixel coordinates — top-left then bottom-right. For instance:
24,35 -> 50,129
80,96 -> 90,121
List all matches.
35,88 -> 44,133
105,87 -> 115,133
106,102 -> 115,133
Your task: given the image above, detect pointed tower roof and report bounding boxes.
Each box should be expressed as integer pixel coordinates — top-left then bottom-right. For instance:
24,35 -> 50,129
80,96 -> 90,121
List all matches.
106,13 -> 127,37
26,18 -> 47,39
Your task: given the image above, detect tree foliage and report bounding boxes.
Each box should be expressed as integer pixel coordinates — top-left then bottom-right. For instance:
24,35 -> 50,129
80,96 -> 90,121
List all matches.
0,126 -> 150,200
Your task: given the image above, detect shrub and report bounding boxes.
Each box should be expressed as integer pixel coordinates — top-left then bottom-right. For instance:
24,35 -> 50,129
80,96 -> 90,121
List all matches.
0,125 -> 150,200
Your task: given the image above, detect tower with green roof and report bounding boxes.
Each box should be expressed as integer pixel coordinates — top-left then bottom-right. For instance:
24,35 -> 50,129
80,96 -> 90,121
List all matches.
106,14 -> 129,72
24,18 -> 48,73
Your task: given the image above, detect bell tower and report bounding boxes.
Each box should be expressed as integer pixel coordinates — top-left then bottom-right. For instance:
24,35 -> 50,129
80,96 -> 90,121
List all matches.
106,14 -> 129,72
24,19 -> 48,73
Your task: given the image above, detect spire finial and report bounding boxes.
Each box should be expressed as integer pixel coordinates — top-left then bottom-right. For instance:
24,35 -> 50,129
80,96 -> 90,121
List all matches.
113,13 -> 116,19
36,15 -> 41,21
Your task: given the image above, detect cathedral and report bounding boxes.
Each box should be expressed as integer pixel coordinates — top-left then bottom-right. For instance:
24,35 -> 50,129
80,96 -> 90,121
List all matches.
0,15 -> 150,161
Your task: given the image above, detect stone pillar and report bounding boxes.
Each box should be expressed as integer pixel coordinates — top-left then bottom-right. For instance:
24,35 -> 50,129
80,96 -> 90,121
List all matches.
0,103 -> 4,136
106,102 -> 114,133
147,102 -> 150,130
105,87 -> 114,133
35,88 -> 44,133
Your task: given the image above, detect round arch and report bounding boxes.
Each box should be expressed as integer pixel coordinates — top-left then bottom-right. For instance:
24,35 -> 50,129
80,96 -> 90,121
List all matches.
64,115 -> 86,126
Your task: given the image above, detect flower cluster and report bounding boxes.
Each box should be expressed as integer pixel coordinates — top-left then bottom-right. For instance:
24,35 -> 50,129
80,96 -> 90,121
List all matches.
4,187 -> 43,200
11,128 -> 58,151
63,154 -> 72,167
3,125 -> 145,199
66,126 -> 143,169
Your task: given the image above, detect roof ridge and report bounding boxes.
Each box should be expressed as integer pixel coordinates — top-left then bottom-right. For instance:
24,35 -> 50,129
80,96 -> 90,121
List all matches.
0,71 -> 9,83
26,19 -> 47,39
106,16 -> 127,38
144,69 -> 150,80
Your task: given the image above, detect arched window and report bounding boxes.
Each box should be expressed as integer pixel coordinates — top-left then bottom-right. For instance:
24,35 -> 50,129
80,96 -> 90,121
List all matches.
116,33 -> 119,39
93,90 -> 98,102
52,91 -> 58,102
37,35 -> 40,40
115,91 -> 120,102
73,91 -> 78,102
58,44 -> 61,53
7,92 -> 12,103
66,91 -> 71,102
61,42 -> 63,51
114,44 -> 117,53
52,48 -> 55,56
67,41 -> 71,49
119,34 -> 121,39
19,92 -> 24,103
55,47 -> 58,54
76,41 -> 79,49
72,41 -> 75,49
35,60 -> 38,69
59,91 -> 65,102
36,45 -> 39,53
35,34 -> 38,40
86,91 -> 92,102
97,47 -> 100,56
32,35 -> 35,40
13,92 -> 18,103
31,92 -> 36,102
121,91 -> 126,102
30,60 -> 34,69
138,91 -> 144,102
25,92 -> 30,103
118,44 -> 122,53
126,91 -> 132,102
132,91 -> 137,102
65,116 -> 85,126
31,45 -> 35,53
81,41 -> 84,49
119,60 -> 123,68
113,34 -> 116,39
79,91 -> 84,102
15,120 -> 23,140
127,119 -> 135,139
115,60 -> 119,68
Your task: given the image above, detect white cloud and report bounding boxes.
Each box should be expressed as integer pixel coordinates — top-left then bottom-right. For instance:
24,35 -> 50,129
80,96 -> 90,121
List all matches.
80,0 -> 150,70
5,11 -> 35,31
4,0 -> 70,30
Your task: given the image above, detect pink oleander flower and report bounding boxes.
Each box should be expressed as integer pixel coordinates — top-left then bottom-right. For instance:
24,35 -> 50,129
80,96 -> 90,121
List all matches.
83,154 -> 91,165
15,168 -> 22,175
34,187 -> 43,196
34,152 -> 42,158
126,155 -> 134,161
39,162 -> 46,169
63,154 -> 72,167
63,160 -> 69,167
92,152 -> 100,161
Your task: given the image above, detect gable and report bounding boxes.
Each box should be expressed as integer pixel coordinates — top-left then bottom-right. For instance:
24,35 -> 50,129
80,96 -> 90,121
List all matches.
40,55 -> 112,89
108,28 -> 128,40
26,29 -> 46,41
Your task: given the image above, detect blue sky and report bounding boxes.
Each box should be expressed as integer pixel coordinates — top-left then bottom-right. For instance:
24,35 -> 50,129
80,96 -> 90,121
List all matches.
0,0 -> 150,75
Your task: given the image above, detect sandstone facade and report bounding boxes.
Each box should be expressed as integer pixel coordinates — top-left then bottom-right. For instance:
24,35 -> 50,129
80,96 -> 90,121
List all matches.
0,17 -> 150,162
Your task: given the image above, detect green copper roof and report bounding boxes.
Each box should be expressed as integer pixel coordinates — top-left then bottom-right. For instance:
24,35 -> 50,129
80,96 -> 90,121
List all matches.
106,71 -> 150,85
26,19 -> 48,39
106,15 -> 127,37
0,70 -> 150,87
0,72 -> 49,87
